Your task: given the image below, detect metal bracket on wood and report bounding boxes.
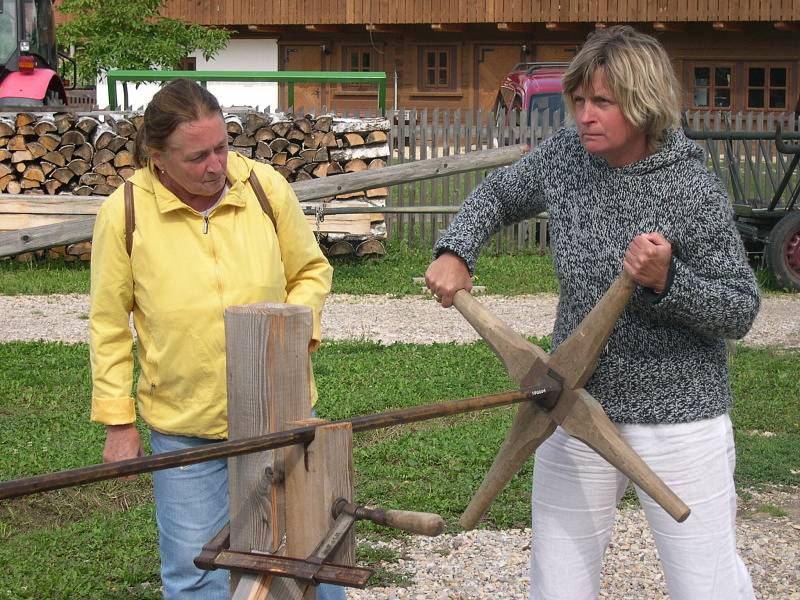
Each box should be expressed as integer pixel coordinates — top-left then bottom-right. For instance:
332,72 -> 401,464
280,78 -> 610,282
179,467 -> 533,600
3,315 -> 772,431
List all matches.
194,497 -> 443,589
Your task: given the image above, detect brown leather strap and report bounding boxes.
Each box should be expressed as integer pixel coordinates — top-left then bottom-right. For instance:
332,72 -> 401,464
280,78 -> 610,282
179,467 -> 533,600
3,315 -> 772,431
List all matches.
248,171 -> 277,232
124,181 -> 135,257
124,173 -> 273,257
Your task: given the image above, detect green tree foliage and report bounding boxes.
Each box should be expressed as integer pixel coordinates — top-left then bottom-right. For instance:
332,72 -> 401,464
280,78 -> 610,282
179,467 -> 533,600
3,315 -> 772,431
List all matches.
56,0 -> 230,83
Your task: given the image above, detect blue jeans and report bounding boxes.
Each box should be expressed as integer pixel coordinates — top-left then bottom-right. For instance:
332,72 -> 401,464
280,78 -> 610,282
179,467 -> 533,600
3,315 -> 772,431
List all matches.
150,430 -> 347,600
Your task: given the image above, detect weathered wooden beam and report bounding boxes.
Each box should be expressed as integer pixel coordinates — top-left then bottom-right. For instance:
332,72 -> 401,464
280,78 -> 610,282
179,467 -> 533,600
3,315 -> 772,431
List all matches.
226,303 -> 314,599
0,145 -> 527,257
0,215 -> 97,257
0,196 -> 102,214
712,21 -> 744,32
431,23 -> 466,32
773,21 -> 800,32
545,22 -> 582,32
365,24 -> 403,33
652,22 -> 687,32
246,25 -> 288,34
497,22 -> 536,32
291,144 -> 528,202
305,24 -> 342,33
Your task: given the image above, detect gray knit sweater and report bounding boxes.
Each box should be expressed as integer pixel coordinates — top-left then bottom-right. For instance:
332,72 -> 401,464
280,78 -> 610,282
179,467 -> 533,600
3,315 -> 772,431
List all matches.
435,127 -> 760,424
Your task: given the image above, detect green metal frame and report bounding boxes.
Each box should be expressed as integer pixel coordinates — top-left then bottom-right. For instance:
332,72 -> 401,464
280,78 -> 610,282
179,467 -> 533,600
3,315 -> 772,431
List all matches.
106,70 -> 387,112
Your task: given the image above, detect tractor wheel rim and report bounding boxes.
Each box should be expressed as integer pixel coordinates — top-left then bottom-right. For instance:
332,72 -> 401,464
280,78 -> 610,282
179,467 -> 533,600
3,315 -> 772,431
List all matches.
785,230 -> 800,276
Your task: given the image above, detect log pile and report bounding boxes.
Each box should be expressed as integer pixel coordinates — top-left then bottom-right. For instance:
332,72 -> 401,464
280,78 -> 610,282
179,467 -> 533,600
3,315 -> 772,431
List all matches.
0,112 -> 138,198
0,110 -> 390,260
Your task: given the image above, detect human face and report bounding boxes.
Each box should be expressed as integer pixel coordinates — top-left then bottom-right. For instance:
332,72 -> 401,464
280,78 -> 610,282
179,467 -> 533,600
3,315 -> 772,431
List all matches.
152,114 -> 228,198
571,71 -> 648,167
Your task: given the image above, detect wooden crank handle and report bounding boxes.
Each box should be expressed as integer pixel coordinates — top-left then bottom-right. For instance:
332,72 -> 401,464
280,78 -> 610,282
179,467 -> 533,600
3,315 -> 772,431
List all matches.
459,401 -> 556,530
559,388 -> 691,523
452,288 -> 549,385
549,270 -> 637,389
358,505 -> 445,536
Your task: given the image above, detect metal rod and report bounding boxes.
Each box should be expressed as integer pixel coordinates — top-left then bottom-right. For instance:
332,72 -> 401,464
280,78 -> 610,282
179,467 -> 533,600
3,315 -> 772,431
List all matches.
0,389 -> 530,501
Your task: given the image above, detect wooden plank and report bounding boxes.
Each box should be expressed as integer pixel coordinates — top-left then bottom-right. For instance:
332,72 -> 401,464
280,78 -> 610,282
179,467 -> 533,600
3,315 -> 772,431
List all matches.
285,421 -> 355,600
0,199 -> 103,214
304,213 -> 376,235
225,303 -> 314,600
0,214 -> 85,230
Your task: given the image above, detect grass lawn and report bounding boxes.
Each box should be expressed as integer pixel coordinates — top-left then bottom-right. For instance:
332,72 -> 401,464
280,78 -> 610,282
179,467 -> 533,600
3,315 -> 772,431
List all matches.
2,239 -> 794,295
0,240 -> 559,296
0,340 -> 797,598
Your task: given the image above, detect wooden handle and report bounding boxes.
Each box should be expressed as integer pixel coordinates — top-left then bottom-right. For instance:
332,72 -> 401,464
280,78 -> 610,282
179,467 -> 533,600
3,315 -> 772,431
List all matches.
459,401 -> 556,530
360,506 -> 445,536
560,388 -> 691,522
548,270 -> 637,389
452,289 -> 549,384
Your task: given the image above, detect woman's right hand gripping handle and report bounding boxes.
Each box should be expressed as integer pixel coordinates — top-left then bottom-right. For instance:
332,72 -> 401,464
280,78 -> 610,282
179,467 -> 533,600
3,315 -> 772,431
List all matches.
425,251 -> 473,308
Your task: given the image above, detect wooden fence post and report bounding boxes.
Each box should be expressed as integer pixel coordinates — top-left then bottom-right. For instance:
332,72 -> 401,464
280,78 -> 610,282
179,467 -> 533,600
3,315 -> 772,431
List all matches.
225,303 -> 314,600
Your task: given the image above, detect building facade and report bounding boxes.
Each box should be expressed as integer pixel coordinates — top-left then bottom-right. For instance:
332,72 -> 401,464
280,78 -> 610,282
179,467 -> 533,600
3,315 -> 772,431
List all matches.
64,1 -> 800,113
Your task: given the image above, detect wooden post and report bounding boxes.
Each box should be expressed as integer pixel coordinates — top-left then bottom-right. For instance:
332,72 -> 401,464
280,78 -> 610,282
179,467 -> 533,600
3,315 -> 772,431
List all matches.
225,303 -> 314,600
285,419 -> 355,599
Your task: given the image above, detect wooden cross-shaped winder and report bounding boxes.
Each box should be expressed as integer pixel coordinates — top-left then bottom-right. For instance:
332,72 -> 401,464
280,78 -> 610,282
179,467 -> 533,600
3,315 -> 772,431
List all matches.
452,271 -> 691,528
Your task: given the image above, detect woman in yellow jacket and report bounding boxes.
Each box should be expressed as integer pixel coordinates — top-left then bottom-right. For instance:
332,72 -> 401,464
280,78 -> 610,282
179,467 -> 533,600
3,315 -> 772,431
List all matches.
89,79 -> 336,599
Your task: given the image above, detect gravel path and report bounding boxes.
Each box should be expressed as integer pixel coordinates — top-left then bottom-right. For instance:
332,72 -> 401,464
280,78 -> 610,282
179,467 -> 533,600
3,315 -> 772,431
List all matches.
1,292 -> 798,598
348,486 -> 800,600
1,292 -> 799,348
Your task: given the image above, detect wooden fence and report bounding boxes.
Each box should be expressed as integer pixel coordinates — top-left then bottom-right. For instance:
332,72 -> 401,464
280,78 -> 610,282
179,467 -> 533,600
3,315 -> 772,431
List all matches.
374,107 -> 800,250
65,88 -> 97,110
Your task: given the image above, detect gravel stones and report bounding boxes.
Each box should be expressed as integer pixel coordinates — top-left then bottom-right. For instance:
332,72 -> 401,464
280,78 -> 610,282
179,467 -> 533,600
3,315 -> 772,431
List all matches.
348,490 -> 799,599
1,293 -> 798,348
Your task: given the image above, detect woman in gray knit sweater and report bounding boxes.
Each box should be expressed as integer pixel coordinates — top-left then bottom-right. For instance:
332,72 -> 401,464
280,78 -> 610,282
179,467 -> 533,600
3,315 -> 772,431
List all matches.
427,26 -> 759,600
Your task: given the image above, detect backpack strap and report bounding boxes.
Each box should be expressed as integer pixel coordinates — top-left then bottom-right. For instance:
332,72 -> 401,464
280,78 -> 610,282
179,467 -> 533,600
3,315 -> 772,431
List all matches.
248,170 -> 277,232
124,180 -> 135,257
122,172 -> 276,258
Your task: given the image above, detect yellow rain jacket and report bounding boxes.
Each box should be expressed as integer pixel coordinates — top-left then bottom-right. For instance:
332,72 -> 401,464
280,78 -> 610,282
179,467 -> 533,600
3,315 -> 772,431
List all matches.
89,152 -> 332,439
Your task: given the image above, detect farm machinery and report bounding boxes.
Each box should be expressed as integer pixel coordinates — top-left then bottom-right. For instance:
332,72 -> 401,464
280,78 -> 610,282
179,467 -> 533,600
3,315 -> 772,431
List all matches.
685,125 -> 800,291
0,0 -> 73,107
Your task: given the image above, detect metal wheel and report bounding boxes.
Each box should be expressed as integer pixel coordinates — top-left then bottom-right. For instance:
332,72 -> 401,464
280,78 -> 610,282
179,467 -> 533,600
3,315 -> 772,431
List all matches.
766,211 -> 800,291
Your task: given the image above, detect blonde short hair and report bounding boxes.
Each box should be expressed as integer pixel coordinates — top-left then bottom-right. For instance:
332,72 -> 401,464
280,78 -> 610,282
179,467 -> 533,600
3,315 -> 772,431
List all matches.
562,26 -> 682,150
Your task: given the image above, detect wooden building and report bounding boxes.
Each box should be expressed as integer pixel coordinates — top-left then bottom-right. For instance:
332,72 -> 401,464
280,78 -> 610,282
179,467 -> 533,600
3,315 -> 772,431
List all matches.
82,2 -> 800,113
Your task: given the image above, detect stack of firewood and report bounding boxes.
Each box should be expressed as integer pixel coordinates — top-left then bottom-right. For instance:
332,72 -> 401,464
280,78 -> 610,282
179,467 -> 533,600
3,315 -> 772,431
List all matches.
0,112 -> 137,196
0,110 -> 391,256
226,112 -> 389,184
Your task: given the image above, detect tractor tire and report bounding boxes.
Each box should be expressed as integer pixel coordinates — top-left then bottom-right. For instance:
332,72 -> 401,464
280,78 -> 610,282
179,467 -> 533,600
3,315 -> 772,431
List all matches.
765,210 -> 800,292
43,89 -> 66,108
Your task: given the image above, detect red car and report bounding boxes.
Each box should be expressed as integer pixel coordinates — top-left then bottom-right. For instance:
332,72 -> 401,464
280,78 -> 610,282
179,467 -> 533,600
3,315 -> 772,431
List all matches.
493,62 -> 569,127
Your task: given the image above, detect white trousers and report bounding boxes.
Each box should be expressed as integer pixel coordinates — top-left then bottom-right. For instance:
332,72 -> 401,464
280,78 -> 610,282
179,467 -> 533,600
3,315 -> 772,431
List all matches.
530,413 -> 756,600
